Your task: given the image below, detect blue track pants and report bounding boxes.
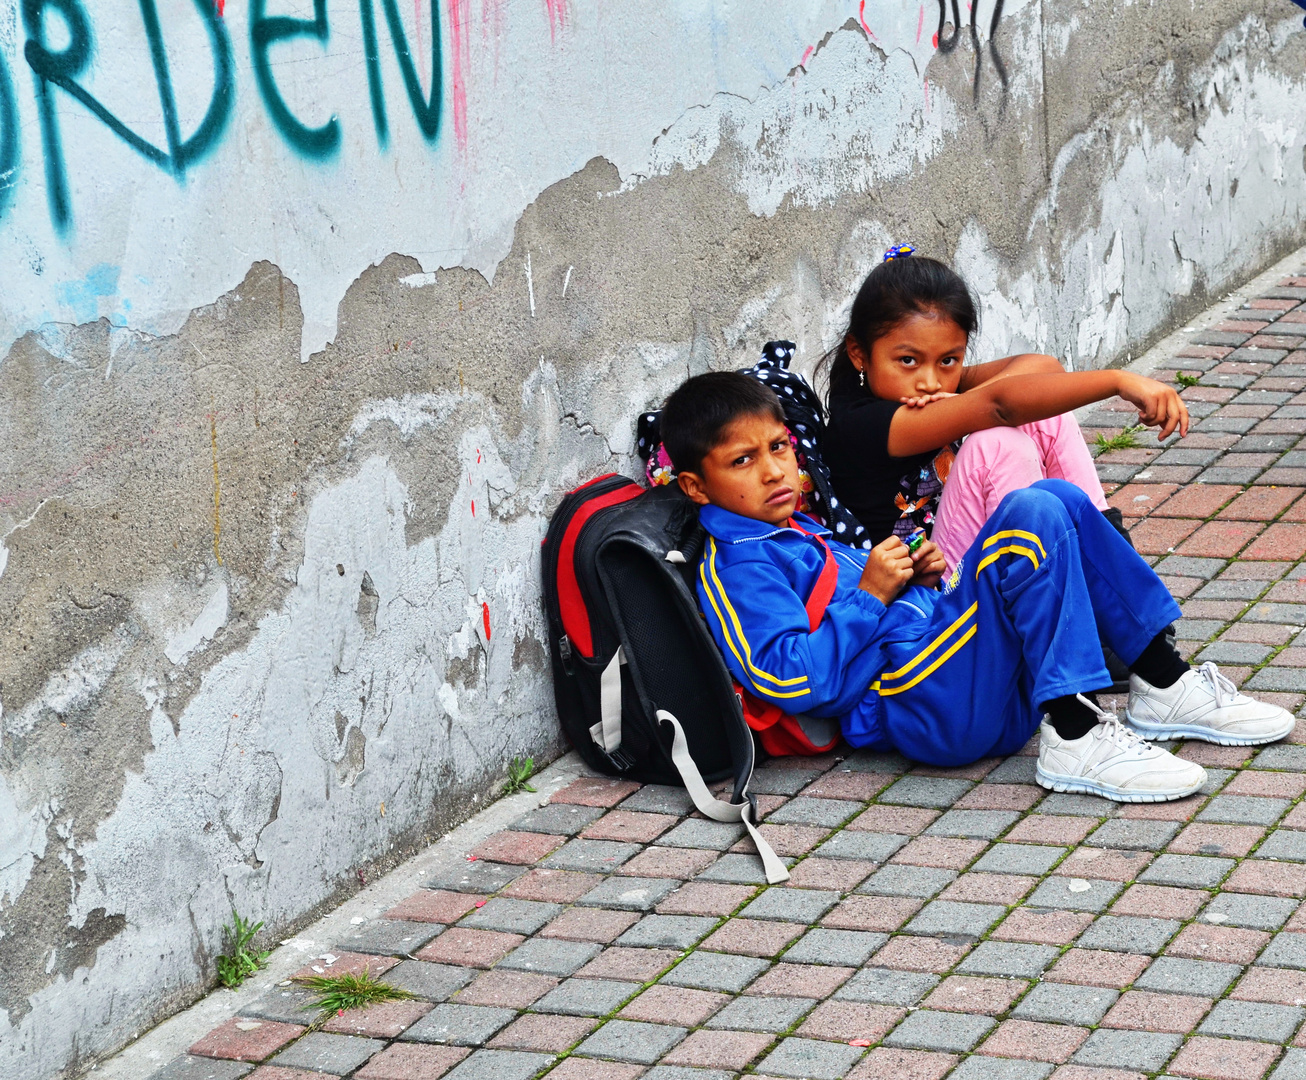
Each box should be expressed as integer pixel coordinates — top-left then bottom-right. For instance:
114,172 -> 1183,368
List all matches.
853,479 -> 1181,766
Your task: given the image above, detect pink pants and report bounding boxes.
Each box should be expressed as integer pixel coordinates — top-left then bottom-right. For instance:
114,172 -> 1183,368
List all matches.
933,413 -> 1108,573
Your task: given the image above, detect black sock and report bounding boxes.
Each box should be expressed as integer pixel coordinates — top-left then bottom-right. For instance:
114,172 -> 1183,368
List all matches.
1043,693 -> 1102,741
1102,507 -> 1135,549
1130,630 -> 1189,689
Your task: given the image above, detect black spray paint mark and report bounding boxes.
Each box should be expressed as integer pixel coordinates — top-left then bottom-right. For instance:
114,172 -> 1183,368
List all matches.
22,0 -> 234,233
360,0 -> 444,147
937,0 -> 1009,105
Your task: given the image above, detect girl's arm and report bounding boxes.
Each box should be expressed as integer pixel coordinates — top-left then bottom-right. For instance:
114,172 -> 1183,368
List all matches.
885,368 -> 1188,458
956,352 -> 1065,392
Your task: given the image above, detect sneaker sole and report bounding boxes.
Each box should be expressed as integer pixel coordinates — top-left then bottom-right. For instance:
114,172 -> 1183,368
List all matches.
1124,710 -> 1295,747
1034,764 -> 1204,803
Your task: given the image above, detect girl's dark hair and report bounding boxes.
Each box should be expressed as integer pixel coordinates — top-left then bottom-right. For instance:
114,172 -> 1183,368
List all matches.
817,254 -> 979,406
661,371 -> 785,475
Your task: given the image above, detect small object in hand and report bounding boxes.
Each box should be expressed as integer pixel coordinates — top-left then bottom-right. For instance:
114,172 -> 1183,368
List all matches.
905,528 -> 926,554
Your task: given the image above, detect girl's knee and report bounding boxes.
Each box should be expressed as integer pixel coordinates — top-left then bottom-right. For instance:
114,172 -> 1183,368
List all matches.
958,425 -> 1042,471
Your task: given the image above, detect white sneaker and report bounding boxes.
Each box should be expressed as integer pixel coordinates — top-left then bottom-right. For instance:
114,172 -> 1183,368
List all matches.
1036,696 -> 1207,802
1126,662 -> 1296,746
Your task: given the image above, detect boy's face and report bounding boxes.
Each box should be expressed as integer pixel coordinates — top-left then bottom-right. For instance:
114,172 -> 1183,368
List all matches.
853,309 -> 968,402
677,412 -> 801,526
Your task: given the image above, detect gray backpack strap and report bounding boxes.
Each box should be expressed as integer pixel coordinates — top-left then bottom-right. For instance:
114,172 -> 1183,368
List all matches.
658,710 -> 789,884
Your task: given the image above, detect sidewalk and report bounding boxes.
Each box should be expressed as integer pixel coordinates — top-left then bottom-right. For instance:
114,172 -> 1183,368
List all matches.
109,243 -> 1306,1080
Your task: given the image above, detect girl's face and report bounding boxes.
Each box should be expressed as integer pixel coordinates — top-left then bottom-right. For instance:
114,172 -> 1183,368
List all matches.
852,309 -> 968,402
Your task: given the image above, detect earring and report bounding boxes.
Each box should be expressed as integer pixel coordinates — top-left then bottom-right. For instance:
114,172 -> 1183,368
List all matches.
858,368 -> 865,388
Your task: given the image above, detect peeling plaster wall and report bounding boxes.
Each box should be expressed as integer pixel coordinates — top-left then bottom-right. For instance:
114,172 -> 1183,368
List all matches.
1,1 -> 1304,1076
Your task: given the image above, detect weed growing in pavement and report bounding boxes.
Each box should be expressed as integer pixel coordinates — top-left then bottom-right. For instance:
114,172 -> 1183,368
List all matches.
1095,423 -> 1144,452
504,756 -> 538,795
296,969 -> 415,1015
1175,372 -> 1202,388
215,910 -> 271,988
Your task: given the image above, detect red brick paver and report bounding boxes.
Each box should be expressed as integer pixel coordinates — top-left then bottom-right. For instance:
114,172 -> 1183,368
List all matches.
1167,1035 -> 1282,1080
1127,516 -> 1202,553
822,894 -> 923,932
1244,522 -> 1306,560
189,1019 -> 306,1062
414,928 -> 524,967
1153,484 -> 1241,518
1100,990 -> 1212,1032
321,1000 -> 433,1038
849,1047 -> 959,1080
354,1044 -> 470,1080
980,1019 -> 1088,1063
1176,520 -> 1265,557
660,1029 -> 772,1069
922,976 -> 1027,1014
991,908 -> 1094,945
1166,923 -> 1270,964
469,830 -> 563,864
1219,487 -> 1305,520
618,984 -> 729,1026
581,810 -> 675,843
798,1000 -> 906,1042
1110,884 -> 1207,919
1046,949 -> 1151,988
538,906 -> 638,942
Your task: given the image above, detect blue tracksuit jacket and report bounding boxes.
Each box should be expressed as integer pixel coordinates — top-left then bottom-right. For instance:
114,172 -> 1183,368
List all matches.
696,481 -> 1182,765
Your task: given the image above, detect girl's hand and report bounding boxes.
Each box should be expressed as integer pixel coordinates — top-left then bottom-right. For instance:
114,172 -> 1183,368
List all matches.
1117,372 -> 1190,439
909,539 -> 947,588
859,536 -> 914,604
899,391 -> 958,409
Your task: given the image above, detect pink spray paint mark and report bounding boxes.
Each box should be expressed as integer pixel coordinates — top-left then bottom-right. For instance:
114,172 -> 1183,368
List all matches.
482,602 -> 492,640
471,499 -> 476,517
545,0 -> 566,43
446,0 -> 471,151
215,0 -> 224,15
858,0 -> 877,40
800,45 -> 814,67
923,78 -> 931,113
932,31 -> 939,48
916,4 -> 924,43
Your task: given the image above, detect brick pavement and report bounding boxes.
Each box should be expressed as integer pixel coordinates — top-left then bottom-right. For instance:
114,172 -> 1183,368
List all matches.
150,273 -> 1306,1079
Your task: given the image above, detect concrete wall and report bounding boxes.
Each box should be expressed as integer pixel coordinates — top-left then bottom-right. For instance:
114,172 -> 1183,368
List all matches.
1,0 -> 1303,1075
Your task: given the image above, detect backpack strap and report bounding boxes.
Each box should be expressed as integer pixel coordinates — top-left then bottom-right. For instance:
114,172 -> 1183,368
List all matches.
589,646 -> 625,753
658,710 -> 790,884
788,518 -> 839,632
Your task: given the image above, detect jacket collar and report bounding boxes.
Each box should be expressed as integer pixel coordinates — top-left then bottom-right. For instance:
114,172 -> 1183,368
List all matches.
698,504 -> 832,545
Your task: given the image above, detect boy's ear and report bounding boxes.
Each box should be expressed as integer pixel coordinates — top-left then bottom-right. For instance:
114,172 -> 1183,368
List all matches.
677,471 -> 711,506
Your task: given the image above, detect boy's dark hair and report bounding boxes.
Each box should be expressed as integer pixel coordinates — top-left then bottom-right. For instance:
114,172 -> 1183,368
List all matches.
818,254 -> 979,405
661,372 -> 786,475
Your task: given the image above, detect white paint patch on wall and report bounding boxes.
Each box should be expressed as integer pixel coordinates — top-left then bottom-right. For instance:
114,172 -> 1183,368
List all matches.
164,584 -> 229,667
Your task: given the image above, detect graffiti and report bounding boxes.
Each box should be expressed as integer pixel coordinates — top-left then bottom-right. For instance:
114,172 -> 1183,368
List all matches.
0,52 -> 16,219
936,0 -> 1008,105
22,0 -> 234,232
9,0 -> 443,231
250,0 -> 338,158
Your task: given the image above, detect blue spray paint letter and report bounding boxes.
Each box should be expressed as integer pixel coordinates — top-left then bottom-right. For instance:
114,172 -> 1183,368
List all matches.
0,51 -> 18,219
23,0 -> 234,233
359,0 -> 442,146
251,0 -> 341,159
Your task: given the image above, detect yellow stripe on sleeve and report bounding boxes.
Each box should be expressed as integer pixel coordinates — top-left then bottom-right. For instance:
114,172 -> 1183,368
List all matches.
700,541 -> 811,700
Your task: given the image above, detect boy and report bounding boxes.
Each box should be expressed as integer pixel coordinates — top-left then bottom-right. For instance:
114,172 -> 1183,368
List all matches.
661,372 -> 1294,801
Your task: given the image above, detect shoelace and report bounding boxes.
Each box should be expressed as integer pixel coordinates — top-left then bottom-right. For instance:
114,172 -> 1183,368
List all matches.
1076,693 -> 1150,751
1197,661 -> 1239,709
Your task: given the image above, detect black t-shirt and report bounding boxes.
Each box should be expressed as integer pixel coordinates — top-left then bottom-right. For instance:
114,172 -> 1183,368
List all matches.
824,385 -> 960,546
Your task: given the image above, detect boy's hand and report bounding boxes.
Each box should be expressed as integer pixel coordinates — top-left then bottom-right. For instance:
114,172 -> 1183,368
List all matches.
859,536 -> 914,604
909,539 -> 947,588
1117,372 -> 1189,439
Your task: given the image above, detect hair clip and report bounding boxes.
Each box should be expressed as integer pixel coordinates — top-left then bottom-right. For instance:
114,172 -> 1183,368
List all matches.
883,243 -> 915,261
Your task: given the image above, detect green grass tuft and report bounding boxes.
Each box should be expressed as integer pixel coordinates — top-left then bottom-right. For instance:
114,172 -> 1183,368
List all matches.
504,756 -> 537,795
1094,424 -> 1144,453
296,969 -> 416,1014
1175,372 -> 1201,388
216,910 -> 271,988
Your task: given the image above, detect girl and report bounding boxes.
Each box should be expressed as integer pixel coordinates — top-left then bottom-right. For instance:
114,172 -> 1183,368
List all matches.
820,245 -> 1188,573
